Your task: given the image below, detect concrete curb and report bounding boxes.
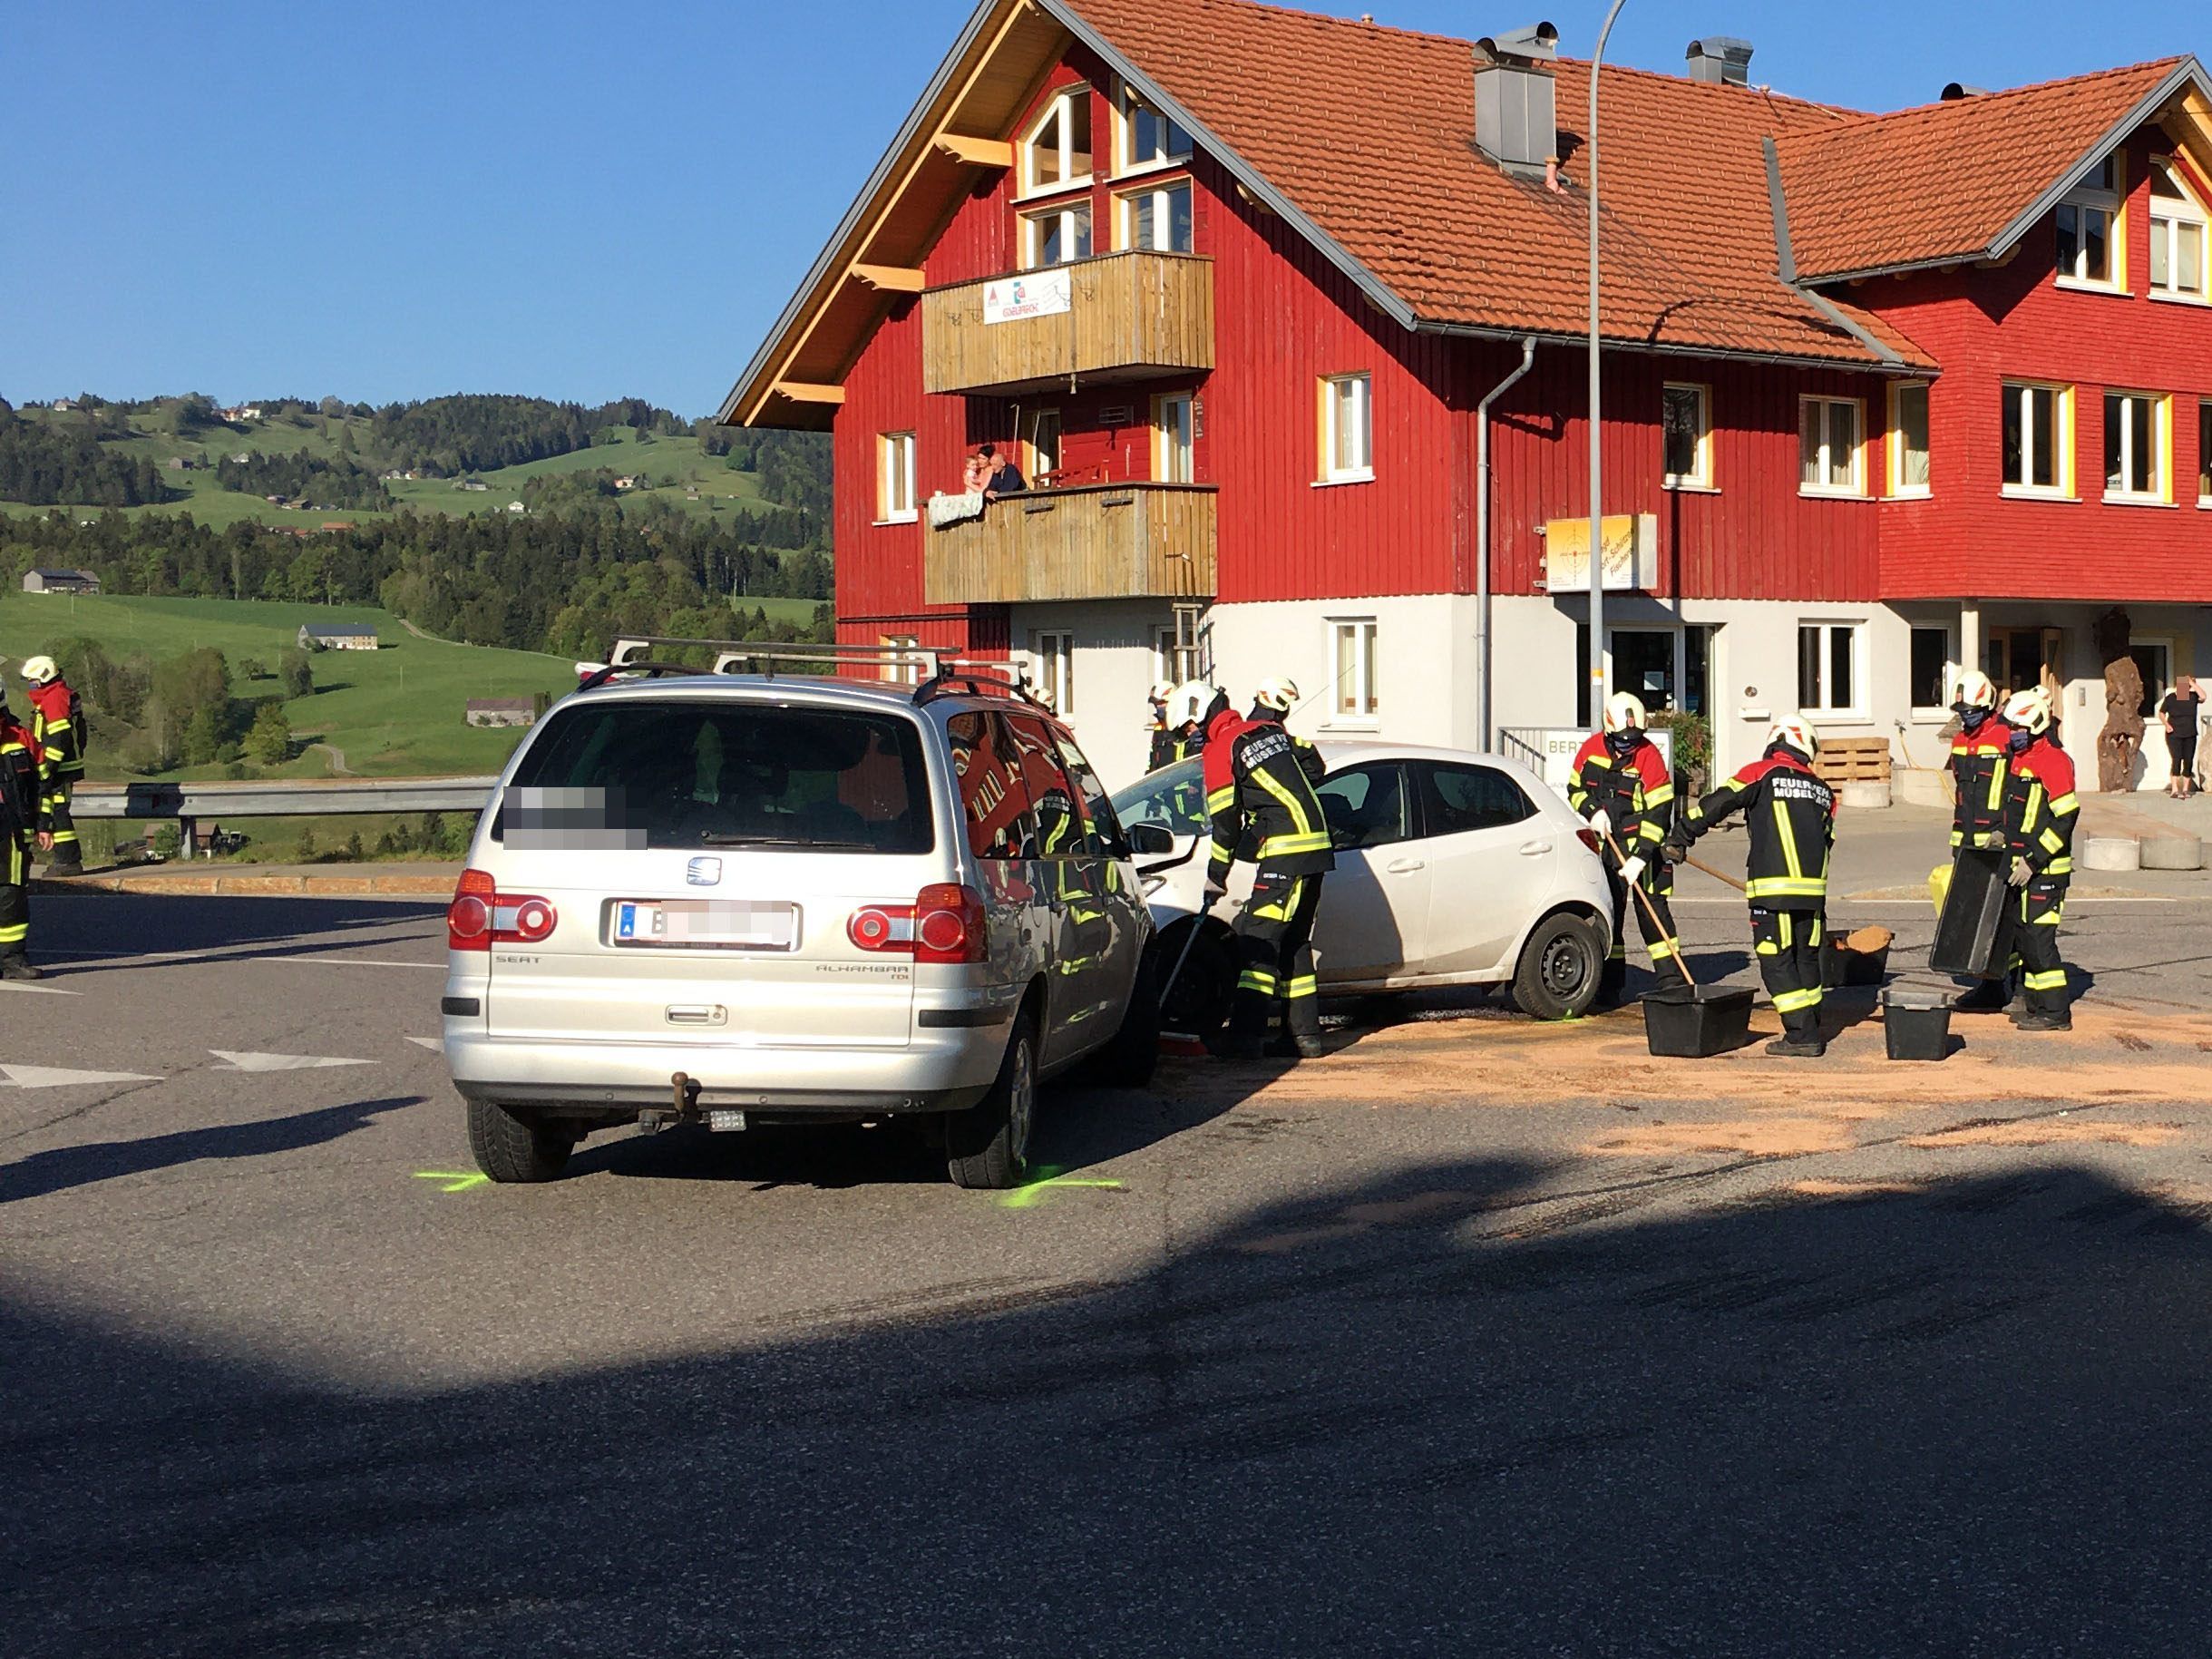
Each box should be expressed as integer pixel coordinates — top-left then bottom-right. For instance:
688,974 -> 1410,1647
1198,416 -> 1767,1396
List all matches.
32,867 -> 459,898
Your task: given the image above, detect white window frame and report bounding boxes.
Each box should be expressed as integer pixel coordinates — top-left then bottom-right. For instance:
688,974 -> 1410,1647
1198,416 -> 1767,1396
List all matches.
1031,629 -> 1075,716
1797,620 -> 1867,721
2001,381 -> 2072,498
2102,389 -> 2169,503
1887,381 -> 1932,498
1019,200 -> 1092,270
1327,618 -> 1379,727
1798,395 -> 1865,498
877,431 -> 916,523
1018,88 -> 1094,200
1114,81 -> 1191,176
1661,382 -> 1713,490
2149,157 -> 2209,301
1907,623 -> 1955,721
1319,372 -> 1374,485
1116,178 -> 1194,253
1153,392 -> 1194,483
2056,158 -> 2122,292
880,634 -> 922,687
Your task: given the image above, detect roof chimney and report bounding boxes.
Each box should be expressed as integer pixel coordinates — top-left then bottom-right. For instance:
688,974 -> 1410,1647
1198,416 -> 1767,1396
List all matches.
1473,22 -> 1560,179
1685,36 -> 1754,86
1941,82 -> 1991,101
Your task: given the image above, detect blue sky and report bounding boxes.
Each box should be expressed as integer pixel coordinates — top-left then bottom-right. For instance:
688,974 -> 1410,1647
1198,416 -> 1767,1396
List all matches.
3,1 -> 2198,417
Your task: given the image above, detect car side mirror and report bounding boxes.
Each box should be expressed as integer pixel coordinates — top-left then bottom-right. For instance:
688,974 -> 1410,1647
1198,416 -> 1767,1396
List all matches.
1126,822 -> 1175,855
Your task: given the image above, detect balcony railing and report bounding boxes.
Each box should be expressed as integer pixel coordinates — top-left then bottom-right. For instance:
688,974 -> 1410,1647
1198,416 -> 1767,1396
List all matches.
922,483 -> 1217,606
921,250 -> 1214,395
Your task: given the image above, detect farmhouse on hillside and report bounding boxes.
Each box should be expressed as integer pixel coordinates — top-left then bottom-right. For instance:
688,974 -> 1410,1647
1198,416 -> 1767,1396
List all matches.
22,568 -> 101,596
720,0 -> 2212,791
465,697 -> 541,729
298,622 -> 378,651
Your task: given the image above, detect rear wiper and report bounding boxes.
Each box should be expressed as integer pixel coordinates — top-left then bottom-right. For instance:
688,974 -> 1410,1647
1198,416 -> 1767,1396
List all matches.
696,833 -> 876,850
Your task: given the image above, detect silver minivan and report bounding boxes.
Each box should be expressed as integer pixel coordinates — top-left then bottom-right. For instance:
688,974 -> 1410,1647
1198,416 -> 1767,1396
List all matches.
442,642 -> 1161,1189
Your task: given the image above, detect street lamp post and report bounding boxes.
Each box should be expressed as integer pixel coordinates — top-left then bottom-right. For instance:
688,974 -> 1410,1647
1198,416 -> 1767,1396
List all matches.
1588,0 -> 1627,727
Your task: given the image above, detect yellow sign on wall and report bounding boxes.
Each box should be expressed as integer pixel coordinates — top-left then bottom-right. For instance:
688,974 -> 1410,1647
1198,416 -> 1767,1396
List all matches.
1542,512 -> 1658,592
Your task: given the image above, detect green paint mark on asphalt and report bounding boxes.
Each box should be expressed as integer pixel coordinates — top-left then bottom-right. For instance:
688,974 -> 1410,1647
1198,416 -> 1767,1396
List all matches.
414,1169 -> 492,1194
999,1163 -> 1126,1209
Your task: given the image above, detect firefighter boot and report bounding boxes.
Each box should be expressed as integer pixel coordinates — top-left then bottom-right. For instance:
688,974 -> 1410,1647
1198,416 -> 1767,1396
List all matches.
1,953 -> 44,981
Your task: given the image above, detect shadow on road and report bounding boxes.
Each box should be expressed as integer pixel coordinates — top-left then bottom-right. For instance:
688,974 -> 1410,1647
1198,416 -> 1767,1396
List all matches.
5,1154 -> 2210,1654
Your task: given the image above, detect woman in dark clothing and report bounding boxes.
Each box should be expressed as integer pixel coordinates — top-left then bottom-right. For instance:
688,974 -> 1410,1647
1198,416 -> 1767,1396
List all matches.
2162,675 -> 2204,797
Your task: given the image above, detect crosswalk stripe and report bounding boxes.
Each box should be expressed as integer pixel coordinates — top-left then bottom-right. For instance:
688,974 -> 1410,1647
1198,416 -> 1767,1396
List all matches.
1,1064 -> 160,1088
209,1050 -> 372,1072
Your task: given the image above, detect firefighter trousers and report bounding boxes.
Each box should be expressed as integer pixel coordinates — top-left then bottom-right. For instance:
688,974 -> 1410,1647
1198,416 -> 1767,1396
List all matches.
1230,867 -> 1323,1042
44,776 -> 77,863
0,836 -> 29,958
2011,883 -> 2069,1014
1605,861 -> 1681,969
1750,906 -> 1824,1041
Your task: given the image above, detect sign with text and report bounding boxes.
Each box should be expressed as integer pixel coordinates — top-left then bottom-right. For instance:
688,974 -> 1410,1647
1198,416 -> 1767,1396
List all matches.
982,268 -> 1073,326
1522,727 -> 1674,798
1542,512 -> 1660,592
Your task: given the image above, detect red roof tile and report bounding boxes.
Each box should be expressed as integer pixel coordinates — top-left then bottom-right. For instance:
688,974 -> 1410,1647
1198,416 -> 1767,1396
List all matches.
1775,58 -> 2191,281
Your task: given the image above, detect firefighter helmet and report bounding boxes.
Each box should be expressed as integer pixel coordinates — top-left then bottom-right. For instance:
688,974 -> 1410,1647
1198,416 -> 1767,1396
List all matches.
1767,714 -> 1820,760
1603,691 -> 1648,733
1954,668 -> 1997,710
1168,680 -> 1215,727
19,655 -> 57,686
2002,688 -> 2052,736
1148,679 -> 1175,704
1252,676 -> 1299,714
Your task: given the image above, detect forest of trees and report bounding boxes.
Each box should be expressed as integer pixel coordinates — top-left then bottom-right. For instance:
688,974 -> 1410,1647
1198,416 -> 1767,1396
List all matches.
0,407 -> 173,505
213,451 -> 389,510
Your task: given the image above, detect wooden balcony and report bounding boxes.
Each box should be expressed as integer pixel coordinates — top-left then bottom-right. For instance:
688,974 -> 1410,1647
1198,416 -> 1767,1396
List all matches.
923,483 -> 1217,606
921,251 -> 1213,395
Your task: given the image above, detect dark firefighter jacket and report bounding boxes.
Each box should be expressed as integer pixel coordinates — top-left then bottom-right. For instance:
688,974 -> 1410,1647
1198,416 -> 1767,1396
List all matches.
1567,733 -> 1675,854
0,719 -> 48,846
1678,747 -> 1836,911
1149,725 -> 1200,774
1205,710 -> 1334,884
1949,715 -> 2012,849
2004,735 -> 2079,882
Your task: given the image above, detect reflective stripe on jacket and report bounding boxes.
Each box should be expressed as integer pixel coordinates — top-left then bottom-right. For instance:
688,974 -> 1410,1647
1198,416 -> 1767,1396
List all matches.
1681,748 -> 1836,910
1568,732 -> 1675,851
28,679 -> 84,780
1949,717 -> 2011,848
1205,711 -> 1334,883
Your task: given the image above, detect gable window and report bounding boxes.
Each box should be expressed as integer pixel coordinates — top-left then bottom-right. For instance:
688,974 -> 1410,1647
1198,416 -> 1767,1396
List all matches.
1153,392 -> 1194,483
1661,383 -> 1711,488
1330,619 -> 1379,722
877,431 -> 916,522
1116,83 -> 1191,173
1888,382 -> 1931,497
1798,621 -> 1864,718
2103,391 -> 2168,502
2002,382 -> 2071,496
1020,200 -> 1092,269
1319,373 -> 1373,483
1019,88 -> 1093,197
1031,629 -> 1075,715
1798,395 -> 1863,496
2056,155 -> 2121,289
1118,179 -> 1194,252
2149,158 -> 2208,300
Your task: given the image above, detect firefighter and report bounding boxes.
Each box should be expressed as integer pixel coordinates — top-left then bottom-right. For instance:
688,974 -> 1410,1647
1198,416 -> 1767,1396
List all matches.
1203,677 -> 1333,1061
1568,691 -> 1681,1000
21,655 -> 84,873
1999,688 -> 2078,1032
1667,715 -> 1836,1058
1946,668 -> 2013,1011
0,690 -> 49,978
1145,680 -> 1176,772
1150,679 -> 1207,772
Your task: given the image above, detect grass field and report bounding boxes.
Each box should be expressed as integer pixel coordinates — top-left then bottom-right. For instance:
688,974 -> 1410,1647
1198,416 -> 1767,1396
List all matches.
0,593 -> 579,778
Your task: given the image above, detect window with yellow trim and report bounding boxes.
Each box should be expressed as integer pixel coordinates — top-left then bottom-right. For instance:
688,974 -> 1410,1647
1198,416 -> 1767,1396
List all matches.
1888,382 -> 1931,497
2001,382 -> 2071,497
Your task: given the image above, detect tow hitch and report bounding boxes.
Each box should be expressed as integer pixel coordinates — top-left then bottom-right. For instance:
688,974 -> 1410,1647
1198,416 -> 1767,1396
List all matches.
638,1072 -> 745,1135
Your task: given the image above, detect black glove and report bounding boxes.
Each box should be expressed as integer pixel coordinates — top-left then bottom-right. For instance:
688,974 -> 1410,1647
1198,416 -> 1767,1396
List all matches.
1661,839 -> 1689,865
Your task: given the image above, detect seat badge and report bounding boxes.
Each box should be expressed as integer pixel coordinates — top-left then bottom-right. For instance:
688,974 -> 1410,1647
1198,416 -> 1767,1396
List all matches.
687,856 -> 722,887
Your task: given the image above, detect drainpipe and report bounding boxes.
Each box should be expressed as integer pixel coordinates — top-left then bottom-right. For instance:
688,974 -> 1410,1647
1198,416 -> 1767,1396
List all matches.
1476,336 -> 1537,751
1588,0 -> 1628,727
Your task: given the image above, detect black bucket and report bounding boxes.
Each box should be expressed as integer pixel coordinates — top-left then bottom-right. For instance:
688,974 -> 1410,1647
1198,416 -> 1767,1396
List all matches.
1822,938 -> 1892,989
1642,982 -> 1755,1058
1931,847 -> 2011,978
1883,988 -> 1954,1061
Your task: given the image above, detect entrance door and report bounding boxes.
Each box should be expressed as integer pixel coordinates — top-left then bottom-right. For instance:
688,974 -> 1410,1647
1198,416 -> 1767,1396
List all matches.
1987,628 -> 2064,697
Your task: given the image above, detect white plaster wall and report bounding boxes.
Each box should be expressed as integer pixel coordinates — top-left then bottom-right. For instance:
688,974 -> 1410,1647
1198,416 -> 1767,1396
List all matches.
1008,599 -> 1173,793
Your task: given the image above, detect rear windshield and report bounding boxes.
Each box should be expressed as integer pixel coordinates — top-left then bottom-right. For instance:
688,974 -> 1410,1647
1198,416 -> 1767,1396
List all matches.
502,699 -> 933,854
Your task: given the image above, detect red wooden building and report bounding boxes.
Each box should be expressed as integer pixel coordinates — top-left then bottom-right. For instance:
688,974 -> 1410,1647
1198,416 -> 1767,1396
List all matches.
722,0 -> 2212,790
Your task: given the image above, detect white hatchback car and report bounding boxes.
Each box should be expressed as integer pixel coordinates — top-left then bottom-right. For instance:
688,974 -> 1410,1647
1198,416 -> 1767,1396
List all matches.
1109,741 -> 1615,1030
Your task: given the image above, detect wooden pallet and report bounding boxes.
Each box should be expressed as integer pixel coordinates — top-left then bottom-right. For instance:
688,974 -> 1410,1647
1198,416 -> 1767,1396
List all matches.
1815,737 -> 1894,784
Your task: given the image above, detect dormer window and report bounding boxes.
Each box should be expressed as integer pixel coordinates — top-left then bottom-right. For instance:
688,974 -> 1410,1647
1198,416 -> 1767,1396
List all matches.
1019,89 -> 1092,198
1116,83 -> 1191,174
2150,158 -> 2208,300
2056,155 -> 2122,290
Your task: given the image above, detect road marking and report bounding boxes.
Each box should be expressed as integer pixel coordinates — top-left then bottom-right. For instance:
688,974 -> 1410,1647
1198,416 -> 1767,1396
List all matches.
210,1049 -> 372,1071
1,1063 -> 161,1088
405,1036 -> 444,1052
413,1169 -> 490,1194
999,1164 -> 1127,1209
0,981 -> 82,995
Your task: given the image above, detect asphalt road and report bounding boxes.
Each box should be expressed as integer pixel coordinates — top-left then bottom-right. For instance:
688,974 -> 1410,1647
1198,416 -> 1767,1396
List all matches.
5,890 -> 2212,1656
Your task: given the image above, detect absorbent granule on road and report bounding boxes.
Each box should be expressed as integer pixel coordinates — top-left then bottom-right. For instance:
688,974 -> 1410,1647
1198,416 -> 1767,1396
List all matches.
1585,1118 -> 1857,1158
1906,1120 -> 2185,1150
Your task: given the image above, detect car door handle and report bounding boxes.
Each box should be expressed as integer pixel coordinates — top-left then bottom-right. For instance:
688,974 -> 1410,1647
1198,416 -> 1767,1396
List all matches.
1385,857 -> 1426,874
1518,840 -> 1554,857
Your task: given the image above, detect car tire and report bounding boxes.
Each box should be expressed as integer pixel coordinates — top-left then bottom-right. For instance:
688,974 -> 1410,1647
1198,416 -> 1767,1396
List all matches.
1092,946 -> 1161,1088
1155,922 -> 1233,1036
466,1098 -> 573,1183
947,1017 -> 1038,1190
1511,912 -> 1605,1021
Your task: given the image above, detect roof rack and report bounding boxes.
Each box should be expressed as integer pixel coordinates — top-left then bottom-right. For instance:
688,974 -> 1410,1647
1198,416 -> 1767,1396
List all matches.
913,657 -> 1051,712
583,635 -> 1053,712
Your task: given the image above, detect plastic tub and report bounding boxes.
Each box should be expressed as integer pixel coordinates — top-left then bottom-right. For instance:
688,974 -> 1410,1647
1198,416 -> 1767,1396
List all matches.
1822,929 -> 1894,989
1641,983 -> 1755,1058
1883,989 -> 1954,1061
1930,847 -> 2011,978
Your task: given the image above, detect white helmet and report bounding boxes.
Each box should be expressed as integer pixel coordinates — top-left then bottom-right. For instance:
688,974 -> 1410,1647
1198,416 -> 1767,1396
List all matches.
1148,679 -> 1174,704
1252,676 -> 1298,714
1603,690 -> 1647,733
2002,687 -> 2052,736
1954,668 -> 1997,710
1767,714 -> 1819,760
18,655 -> 57,686
1168,679 -> 1215,727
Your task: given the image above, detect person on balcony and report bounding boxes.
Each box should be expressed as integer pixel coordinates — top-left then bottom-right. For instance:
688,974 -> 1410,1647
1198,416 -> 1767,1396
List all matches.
979,444 -> 1027,501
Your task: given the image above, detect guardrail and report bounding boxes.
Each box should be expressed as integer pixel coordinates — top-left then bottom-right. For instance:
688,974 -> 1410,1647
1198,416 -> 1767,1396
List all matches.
73,776 -> 499,858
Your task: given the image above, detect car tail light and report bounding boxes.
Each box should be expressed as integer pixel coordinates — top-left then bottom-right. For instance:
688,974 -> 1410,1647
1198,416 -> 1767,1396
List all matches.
447,868 -> 557,950
1575,827 -> 1602,856
845,885 -> 988,964
848,903 -> 916,952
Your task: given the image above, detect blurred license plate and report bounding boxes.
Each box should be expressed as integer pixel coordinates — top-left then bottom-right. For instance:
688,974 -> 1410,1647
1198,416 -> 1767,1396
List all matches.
612,900 -> 797,951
